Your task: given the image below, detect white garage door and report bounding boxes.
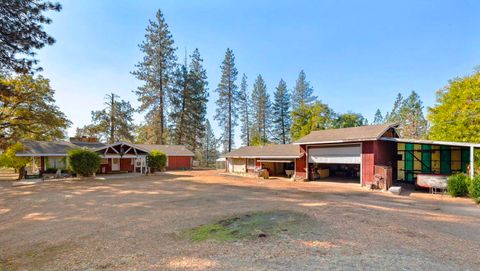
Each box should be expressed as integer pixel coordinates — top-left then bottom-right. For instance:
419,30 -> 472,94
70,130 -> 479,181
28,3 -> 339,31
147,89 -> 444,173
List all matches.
231,158 -> 246,173
309,145 -> 361,164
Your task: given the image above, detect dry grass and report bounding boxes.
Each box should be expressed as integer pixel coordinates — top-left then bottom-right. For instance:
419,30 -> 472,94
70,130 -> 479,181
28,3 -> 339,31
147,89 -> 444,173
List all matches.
1,170 -> 480,270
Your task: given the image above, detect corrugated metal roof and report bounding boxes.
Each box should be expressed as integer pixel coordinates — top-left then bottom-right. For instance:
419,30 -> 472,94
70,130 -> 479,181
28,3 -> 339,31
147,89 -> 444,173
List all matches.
294,123 -> 398,144
224,144 -> 302,158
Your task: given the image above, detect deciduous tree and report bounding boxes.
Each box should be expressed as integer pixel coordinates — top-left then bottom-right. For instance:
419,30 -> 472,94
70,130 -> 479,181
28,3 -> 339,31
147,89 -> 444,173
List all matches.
334,112 -> 367,128
428,71 -> 480,142
0,74 -> 70,148
291,101 -> 334,141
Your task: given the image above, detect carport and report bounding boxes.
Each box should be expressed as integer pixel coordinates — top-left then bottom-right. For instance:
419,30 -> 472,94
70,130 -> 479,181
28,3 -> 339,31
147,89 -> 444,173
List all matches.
224,144 -> 303,178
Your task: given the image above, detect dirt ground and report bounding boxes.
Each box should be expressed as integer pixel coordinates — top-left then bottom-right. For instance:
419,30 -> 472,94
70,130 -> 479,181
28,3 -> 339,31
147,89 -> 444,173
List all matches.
1,170 -> 480,270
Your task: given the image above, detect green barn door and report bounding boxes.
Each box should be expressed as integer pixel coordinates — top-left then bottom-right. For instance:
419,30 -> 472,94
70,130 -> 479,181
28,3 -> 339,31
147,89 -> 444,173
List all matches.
405,143 -> 414,183
440,146 -> 451,174
421,144 -> 432,173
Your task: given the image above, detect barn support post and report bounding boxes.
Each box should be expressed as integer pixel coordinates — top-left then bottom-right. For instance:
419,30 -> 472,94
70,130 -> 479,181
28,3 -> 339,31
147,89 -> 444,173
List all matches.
470,146 -> 474,178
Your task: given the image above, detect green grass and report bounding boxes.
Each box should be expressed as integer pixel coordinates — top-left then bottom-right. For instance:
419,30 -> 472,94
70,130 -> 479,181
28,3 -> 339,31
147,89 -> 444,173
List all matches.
183,210 -> 308,242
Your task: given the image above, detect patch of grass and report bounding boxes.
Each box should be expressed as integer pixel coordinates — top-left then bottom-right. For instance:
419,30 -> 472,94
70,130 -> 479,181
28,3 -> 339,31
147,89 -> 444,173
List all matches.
183,210 -> 308,242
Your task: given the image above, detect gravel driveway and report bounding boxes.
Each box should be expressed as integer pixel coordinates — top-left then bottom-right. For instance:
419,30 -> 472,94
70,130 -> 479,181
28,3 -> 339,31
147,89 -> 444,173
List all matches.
1,170 -> 479,270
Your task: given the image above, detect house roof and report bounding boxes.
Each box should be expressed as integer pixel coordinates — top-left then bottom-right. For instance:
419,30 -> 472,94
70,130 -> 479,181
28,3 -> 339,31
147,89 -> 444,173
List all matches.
134,144 -> 195,156
16,140 -> 78,156
16,140 -> 194,157
70,140 -> 106,149
293,123 -> 399,145
224,144 -> 302,158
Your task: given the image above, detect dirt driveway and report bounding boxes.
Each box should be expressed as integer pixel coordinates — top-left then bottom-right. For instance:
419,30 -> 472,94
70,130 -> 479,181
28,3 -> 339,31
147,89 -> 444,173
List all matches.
1,170 -> 480,270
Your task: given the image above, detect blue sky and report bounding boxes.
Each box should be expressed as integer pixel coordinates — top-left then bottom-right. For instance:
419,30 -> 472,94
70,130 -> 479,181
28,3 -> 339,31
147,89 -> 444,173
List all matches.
36,0 -> 480,145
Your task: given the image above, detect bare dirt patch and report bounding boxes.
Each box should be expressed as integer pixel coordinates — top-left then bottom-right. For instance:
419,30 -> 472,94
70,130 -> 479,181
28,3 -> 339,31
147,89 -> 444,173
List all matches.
1,170 -> 480,270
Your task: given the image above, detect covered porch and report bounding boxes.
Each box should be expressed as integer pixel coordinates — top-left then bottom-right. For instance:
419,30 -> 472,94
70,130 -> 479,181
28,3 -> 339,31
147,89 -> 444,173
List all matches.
95,142 -> 149,174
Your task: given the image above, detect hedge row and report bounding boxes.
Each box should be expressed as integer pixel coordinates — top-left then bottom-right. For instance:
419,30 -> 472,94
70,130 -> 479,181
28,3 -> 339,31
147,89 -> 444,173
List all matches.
447,174 -> 480,204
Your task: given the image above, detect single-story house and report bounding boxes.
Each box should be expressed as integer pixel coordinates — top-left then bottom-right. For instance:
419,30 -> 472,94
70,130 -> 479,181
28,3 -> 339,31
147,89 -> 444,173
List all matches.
16,137 -> 194,174
224,123 -> 479,186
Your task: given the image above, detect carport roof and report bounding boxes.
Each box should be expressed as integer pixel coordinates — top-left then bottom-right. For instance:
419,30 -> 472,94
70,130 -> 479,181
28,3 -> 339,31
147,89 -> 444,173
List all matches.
293,123 -> 399,145
224,144 -> 302,158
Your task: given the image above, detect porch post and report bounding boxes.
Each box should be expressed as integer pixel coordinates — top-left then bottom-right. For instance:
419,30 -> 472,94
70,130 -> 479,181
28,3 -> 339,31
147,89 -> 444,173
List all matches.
470,146 -> 474,178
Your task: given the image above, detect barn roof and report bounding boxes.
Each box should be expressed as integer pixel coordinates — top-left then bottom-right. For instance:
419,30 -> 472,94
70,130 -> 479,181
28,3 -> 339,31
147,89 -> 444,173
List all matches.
134,144 -> 194,156
224,144 -> 302,158
293,123 -> 399,145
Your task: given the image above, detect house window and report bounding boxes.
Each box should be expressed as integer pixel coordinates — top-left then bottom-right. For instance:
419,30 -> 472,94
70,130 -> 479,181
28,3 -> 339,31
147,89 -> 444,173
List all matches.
247,159 -> 255,169
47,157 -> 65,169
101,158 -> 109,165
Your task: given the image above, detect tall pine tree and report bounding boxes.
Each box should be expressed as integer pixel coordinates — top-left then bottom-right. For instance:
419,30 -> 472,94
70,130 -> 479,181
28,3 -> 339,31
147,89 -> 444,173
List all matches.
272,79 -> 291,144
251,74 -> 271,145
170,49 -> 208,152
77,93 -> 135,143
373,109 -> 384,125
400,91 -> 428,138
199,120 -> 219,167
187,49 -> 209,152
292,70 -> 317,110
132,9 -> 177,144
169,56 -> 190,146
238,74 -> 251,146
214,48 -> 238,152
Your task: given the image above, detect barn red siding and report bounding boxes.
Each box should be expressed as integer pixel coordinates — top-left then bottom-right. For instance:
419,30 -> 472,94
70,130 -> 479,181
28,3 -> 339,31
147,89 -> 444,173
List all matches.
295,145 -> 307,179
120,158 -> 134,172
362,141 -> 375,186
168,156 -> 192,170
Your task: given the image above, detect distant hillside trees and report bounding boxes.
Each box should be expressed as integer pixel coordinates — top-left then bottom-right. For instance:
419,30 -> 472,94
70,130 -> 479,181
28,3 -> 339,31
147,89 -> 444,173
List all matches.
132,9 -> 177,145
0,0 -> 62,73
238,74 -> 251,146
77,93 -> 135,143
214,48 -> 239,152
272,79 -> 291,144
251,75 -> 271,145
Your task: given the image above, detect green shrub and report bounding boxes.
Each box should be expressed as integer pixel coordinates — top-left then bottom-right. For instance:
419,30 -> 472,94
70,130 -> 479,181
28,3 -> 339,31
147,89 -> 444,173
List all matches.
146,150 -> 167,172
67,149 -> 101,177
469,176 -> 480,204
447,173 -> 469,197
